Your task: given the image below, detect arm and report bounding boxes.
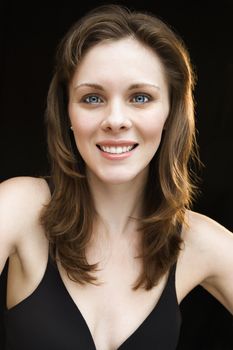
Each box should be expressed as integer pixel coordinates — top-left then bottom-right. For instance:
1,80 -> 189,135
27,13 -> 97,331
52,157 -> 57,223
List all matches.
0,178 -> 19,275
188,211 -> 233,315
0,176 -> 50,275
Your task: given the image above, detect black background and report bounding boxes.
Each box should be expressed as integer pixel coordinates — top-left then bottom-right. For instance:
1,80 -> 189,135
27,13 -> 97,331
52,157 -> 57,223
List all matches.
1,0 -> 233,348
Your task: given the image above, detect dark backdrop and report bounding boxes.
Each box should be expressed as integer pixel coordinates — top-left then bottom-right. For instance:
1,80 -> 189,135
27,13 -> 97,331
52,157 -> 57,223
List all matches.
1,0 -> 233,349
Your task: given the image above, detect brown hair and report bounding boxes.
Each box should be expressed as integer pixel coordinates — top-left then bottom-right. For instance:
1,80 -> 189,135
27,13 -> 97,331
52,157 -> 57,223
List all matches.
40,4 -> 200,290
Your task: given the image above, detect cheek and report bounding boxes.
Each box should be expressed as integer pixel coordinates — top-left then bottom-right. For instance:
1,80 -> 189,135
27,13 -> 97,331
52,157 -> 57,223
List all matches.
72,124 -> 92,156
71,118 -> 99,160
70,110 -> 97,139
141,118 -> 166,143
69,104 -> 89,133
141,104 -> 169,140
73,121 -> 91,137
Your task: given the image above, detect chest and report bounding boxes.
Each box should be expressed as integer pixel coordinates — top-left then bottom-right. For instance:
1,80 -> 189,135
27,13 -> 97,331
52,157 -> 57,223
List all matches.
5,259 -> 181,350
57,252 -> 170,350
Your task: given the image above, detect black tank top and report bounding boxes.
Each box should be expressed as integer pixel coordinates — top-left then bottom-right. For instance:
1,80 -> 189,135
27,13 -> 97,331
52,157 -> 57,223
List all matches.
2,253 -> 182,350
1,177 -> 182,349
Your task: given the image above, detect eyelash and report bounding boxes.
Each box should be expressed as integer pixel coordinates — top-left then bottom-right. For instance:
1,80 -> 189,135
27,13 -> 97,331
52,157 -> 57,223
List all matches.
81,93 -> 152,105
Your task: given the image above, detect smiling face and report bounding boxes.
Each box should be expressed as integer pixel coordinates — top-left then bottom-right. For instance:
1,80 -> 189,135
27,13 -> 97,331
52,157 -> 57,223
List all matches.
68,37 -> 170,185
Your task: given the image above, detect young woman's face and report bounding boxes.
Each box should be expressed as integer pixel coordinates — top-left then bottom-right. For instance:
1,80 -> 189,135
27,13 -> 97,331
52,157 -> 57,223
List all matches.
68,37 -> 169,185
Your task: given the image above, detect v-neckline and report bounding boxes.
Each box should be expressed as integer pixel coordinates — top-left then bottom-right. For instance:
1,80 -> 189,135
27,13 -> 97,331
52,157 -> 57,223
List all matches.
53,258 -> 175,350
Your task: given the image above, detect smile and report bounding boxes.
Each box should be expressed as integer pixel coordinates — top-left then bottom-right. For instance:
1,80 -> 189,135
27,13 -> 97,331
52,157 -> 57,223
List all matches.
97,144 -> 137,154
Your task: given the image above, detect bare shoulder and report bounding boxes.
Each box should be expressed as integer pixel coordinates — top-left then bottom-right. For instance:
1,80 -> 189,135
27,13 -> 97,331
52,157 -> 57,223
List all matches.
0,176 -> 51,226
182,209 -> 232,249
0,175 -> 50,196
0,176 -> 51,273
183,210 -> 232,255
182,209 -> 233,314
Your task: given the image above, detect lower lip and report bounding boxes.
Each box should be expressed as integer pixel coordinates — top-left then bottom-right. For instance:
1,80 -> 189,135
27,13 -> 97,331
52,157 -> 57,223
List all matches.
97,146 -> 137,160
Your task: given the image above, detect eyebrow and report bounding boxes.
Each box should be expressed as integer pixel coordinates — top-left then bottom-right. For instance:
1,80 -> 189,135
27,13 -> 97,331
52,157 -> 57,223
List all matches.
74,82 -> 160,91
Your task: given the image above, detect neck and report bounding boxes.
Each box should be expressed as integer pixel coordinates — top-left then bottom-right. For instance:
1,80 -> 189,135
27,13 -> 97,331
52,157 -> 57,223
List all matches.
87,170 -> 148,241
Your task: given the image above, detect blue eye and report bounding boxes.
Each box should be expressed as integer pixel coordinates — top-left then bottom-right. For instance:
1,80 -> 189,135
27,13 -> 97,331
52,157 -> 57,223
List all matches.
81,93 -> 151,104
132,94 -> 150,103
84,95 -> 102,104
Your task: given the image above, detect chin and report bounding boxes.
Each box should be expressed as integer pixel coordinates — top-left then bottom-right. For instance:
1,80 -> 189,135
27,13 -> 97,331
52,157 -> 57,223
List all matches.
97,170 -> 146,186
87,166 -> 148,186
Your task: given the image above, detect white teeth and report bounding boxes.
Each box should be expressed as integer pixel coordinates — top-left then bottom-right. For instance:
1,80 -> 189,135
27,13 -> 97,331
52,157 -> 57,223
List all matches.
99,145 -> 135,154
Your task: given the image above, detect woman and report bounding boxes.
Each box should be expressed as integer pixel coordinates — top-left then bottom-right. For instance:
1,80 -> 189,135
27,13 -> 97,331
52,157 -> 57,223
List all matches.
0,4 -> 232,350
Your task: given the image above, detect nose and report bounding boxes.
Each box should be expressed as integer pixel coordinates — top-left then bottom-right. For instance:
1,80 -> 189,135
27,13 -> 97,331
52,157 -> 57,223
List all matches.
101,100 -> 132,133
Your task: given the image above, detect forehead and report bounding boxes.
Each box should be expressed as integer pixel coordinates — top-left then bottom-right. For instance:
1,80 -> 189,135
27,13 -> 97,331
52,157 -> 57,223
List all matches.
71,37 -> 167,89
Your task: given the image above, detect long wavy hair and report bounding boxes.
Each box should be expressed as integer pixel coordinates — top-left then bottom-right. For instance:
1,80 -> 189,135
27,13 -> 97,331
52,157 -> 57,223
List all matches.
39,4 -> 200,290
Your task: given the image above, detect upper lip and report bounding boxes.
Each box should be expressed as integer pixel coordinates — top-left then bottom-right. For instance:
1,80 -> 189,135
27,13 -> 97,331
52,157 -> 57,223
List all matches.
96,140 -> 138,147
